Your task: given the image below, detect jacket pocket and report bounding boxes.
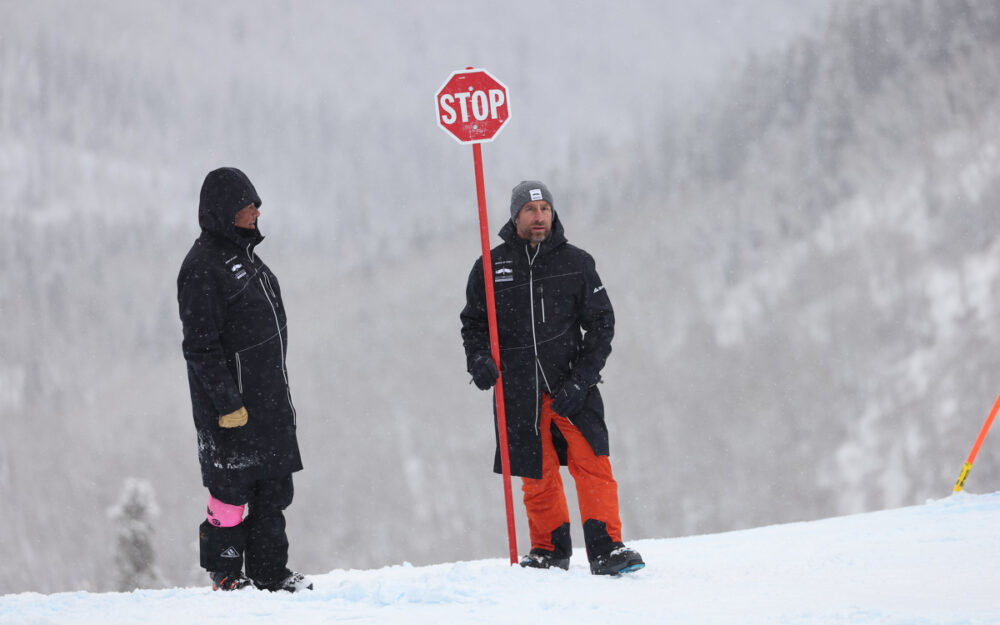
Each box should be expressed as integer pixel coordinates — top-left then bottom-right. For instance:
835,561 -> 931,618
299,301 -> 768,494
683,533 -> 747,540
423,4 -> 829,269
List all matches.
234,333 -> 293,421
262,272 -> 279,301
541,288 -> 546,323
234,352 -> 243,394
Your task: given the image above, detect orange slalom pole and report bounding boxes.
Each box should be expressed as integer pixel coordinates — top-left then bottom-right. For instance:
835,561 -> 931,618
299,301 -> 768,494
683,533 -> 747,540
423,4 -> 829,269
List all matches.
953,393 -> 1000,492
472,142 -> 518,564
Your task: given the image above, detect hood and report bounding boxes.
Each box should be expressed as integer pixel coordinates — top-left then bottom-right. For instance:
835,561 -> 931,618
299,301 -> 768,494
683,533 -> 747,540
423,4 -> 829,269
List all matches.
198,167 -> 263,244
499,211 -> 567,252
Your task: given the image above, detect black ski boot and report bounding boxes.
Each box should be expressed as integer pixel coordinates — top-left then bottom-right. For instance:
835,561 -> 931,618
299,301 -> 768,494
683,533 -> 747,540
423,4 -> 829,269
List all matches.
254,570 -> 314,592
210,571 -> 253,591
519,548 -> 570,570
589,544 -> 645,576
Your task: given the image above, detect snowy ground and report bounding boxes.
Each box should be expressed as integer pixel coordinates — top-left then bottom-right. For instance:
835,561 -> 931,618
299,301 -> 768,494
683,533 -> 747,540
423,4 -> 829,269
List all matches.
3,492 -> 998,625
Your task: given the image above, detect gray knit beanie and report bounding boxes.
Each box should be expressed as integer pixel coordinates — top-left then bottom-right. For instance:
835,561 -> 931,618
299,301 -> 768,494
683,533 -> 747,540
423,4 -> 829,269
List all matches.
509,180 -> 554,222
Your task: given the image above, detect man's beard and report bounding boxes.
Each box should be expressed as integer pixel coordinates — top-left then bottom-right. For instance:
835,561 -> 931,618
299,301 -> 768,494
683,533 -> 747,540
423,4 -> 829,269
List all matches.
530,229 -> 550,243
520,226 -> 550,243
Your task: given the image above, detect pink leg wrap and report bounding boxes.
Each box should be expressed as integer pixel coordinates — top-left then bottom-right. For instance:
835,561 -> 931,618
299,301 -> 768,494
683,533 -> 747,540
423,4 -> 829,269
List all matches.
207,496 -> 246,527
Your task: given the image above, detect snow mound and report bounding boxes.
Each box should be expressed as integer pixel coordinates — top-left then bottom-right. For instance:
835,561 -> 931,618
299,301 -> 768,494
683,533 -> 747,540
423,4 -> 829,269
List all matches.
3,492 -> 999,625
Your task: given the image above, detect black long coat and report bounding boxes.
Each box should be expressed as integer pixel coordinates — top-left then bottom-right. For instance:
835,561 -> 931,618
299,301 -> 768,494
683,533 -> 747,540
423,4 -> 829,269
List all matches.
461,216 -> 615,479
177,168 -> 302,490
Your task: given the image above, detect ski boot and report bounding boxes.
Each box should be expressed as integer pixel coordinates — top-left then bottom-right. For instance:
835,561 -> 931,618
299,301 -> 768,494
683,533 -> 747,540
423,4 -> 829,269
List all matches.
254,570 -> 314,592
519,548 -> 570,570
211,571 -> 253,591
589,544 -> 645,576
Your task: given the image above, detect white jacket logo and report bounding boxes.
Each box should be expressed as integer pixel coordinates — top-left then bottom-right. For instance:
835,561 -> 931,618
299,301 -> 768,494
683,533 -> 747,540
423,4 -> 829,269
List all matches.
230,263 -> 248,280
494,261 -> 514,283
593,285 -> 605,294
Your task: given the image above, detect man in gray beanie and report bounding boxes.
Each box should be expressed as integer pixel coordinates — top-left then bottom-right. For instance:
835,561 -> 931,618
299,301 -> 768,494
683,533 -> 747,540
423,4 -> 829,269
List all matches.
460,180 -> 644,576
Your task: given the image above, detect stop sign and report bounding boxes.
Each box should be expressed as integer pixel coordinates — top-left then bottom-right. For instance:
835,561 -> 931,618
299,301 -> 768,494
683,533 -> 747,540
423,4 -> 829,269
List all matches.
436,68 -> 511,144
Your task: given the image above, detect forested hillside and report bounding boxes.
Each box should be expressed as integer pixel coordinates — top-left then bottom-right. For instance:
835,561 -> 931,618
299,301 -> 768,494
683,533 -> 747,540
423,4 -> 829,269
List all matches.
610,0 -> 1000,533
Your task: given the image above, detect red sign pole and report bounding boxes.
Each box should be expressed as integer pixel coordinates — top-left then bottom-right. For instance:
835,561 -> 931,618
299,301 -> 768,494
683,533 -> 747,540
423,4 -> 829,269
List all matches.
472,142 -> 518,565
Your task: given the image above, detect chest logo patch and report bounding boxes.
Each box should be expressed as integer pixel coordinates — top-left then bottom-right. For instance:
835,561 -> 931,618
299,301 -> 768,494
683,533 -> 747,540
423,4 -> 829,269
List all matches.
225,257 -> 249,281
231,264 -> 248,280
494,259 -> 514,283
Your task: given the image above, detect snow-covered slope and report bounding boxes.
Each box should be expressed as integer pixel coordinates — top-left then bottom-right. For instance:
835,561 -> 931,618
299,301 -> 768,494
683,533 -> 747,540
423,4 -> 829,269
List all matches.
3,492 -> 997,625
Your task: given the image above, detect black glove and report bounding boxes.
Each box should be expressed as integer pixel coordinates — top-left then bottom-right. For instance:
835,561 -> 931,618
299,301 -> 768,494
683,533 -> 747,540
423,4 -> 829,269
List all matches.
551,378 -> 588,417
469,355 -> 500,390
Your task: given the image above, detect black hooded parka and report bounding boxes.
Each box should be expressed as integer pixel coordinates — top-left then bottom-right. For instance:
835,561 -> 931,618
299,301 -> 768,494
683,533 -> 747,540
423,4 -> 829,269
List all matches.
461,214 -> 614,479
177,168 -> 302,490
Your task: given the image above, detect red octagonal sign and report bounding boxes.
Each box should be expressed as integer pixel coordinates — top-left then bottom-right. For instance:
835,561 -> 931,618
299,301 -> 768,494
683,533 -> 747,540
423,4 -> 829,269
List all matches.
436,68 -> 511,144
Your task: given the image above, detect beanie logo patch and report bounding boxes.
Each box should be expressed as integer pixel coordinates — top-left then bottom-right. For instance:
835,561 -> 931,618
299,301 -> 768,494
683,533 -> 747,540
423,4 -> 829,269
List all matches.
529,189 -> 543,201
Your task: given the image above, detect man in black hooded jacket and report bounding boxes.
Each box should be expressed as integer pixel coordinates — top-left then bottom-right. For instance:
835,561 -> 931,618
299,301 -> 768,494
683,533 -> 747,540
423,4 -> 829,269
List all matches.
461,180 -> 644,575
177,167 -> 310,592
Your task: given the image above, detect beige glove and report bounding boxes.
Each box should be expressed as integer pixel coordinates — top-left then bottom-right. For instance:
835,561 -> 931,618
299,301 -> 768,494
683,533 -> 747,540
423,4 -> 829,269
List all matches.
219,406 -> 249,428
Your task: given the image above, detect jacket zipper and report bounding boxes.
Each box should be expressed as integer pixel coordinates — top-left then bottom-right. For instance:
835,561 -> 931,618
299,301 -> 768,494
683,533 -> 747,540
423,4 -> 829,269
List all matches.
526,243 -> 551,435
259,275 -> 297,424
235,352 -> 243,394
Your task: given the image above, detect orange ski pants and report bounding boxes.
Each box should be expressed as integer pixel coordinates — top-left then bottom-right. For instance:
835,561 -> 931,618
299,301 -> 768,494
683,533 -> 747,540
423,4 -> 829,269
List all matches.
520,393 -> 622,553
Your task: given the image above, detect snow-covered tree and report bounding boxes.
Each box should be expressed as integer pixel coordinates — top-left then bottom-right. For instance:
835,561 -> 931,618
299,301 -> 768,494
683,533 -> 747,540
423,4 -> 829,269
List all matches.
107,478 -> 166,591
